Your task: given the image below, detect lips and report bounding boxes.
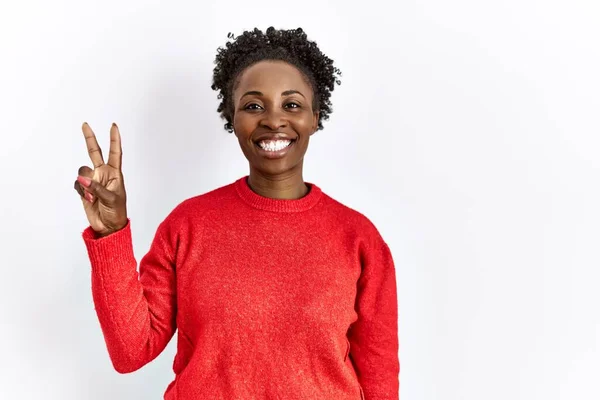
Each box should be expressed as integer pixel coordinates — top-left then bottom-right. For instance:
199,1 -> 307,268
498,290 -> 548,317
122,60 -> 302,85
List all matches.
251,132 -> 297,159
252,132 -> 297,143
253,138 -> 296,159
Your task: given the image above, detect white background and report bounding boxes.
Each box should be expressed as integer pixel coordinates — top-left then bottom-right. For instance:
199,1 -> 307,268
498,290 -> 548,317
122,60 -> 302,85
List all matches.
1,0 -> 599,399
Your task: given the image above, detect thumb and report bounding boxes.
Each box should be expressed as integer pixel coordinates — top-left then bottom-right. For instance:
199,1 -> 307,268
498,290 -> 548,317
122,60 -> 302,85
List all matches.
76,175 -> 117,204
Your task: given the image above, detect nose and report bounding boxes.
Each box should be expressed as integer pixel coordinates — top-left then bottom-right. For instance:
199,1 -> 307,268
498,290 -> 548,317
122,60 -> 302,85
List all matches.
259,107 -> 287,130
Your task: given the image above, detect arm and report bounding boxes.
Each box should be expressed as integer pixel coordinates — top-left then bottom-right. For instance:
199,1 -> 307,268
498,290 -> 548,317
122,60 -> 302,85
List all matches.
82,219 -> 176,373
348,236 -> 400,399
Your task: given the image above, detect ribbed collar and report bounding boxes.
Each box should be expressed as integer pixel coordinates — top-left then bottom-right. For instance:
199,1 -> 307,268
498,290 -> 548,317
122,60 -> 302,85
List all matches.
234,175 -> 323,213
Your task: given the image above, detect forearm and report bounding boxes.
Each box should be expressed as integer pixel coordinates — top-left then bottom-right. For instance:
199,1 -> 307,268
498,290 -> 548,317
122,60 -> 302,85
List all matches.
83,221 -> 176,373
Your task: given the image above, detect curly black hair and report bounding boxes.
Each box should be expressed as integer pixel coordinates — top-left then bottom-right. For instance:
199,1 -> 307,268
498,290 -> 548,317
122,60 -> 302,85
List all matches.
211,27 -> 342,133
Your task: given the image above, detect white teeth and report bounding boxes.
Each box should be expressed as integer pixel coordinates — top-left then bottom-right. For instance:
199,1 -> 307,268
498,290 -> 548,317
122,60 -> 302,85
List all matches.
258,139 -> 292,152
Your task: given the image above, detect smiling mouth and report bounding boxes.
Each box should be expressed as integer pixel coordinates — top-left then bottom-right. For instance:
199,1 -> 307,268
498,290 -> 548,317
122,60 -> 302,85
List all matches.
255,139 -> 295,151
253,138 -> 297,158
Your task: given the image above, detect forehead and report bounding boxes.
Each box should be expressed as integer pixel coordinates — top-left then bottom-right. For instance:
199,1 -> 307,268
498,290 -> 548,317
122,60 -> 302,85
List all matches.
234,60 -> 313,97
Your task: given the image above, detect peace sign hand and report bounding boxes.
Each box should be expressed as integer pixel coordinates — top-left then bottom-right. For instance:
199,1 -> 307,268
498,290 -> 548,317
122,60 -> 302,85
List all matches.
74,122 -> 128,237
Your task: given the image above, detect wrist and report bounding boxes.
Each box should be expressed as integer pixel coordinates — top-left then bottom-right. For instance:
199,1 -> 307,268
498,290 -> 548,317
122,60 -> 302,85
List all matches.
95,219 -> 128,238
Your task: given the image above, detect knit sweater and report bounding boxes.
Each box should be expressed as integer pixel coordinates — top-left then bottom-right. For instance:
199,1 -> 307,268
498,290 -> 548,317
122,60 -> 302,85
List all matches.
82,176 -> 399,400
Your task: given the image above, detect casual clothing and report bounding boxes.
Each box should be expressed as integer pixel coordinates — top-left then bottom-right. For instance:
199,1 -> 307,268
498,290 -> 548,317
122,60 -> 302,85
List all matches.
82,176 -> 399,399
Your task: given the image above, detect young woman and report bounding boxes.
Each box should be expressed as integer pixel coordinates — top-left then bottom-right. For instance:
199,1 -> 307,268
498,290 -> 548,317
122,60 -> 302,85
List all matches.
74,27 -> 399,400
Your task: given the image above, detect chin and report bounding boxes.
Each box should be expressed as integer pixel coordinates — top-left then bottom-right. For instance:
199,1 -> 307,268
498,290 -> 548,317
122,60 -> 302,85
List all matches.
251,158 -> 303,176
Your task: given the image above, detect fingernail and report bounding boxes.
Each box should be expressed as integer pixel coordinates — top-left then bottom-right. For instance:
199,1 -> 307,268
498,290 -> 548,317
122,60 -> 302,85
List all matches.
112,122 -> 118,128
77,175 -> 91,187
85,192 -> 94,202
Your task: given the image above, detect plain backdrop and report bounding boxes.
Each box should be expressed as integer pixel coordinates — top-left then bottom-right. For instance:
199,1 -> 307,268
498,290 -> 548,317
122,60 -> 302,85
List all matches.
1,0 -> 599,399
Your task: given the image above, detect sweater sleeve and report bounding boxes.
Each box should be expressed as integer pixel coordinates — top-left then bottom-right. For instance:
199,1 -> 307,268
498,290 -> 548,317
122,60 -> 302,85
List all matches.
347,235 -> 400,399
82,219 -> 177,373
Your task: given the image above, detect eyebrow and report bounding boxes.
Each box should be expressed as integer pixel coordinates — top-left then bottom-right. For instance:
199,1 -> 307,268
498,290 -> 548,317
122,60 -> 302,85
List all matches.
240,90 -> 306,99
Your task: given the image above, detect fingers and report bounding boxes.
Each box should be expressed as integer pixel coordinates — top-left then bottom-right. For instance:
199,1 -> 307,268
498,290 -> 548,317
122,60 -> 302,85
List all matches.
78,165 -> 93,177
76,175 -> 117,205
82,122 -> 105,168
74,179 -> 85,198
74,165 -> 94,200
74,179 -> 94,203
107,123 -> 123,170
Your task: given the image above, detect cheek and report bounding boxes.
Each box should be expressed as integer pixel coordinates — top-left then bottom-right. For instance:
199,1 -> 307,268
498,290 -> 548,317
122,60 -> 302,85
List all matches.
233,112 -> 253,135
294,114 -> 316,134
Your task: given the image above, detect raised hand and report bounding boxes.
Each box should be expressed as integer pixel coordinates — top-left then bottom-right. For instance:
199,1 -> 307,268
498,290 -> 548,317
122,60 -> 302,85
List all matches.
74,122 -> 128,237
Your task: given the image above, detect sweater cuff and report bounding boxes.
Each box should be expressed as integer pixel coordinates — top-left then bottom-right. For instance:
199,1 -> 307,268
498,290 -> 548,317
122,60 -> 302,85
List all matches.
82,220 -> 136,275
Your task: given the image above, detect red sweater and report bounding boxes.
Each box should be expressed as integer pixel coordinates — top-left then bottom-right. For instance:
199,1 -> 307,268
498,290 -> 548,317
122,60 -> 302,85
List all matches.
82,176 -> 399,399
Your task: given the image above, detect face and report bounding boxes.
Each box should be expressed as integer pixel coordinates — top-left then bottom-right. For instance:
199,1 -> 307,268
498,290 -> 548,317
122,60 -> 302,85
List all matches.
231,60 -> 319,178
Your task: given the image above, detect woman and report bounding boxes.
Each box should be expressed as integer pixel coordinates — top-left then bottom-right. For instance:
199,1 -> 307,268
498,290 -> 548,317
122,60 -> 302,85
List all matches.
74,27 -> 399,400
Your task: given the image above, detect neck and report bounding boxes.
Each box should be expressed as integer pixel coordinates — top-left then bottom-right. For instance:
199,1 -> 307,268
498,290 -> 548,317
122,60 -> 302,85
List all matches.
247,168 -> 309,200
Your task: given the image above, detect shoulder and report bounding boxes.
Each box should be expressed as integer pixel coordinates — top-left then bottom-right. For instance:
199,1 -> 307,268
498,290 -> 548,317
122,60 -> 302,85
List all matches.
320,190 -> 387,245
319,191 -> 394,266
159,179 -> 238,229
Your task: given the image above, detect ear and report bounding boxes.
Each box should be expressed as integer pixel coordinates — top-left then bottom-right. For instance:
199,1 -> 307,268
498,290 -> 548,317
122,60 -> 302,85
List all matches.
310,111 -> 320,135
228,111 -> 237,136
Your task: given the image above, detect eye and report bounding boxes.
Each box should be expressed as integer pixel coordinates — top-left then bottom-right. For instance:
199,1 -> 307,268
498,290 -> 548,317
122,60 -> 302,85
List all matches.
244,103 -> 263,110
284,102 -> 300,109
